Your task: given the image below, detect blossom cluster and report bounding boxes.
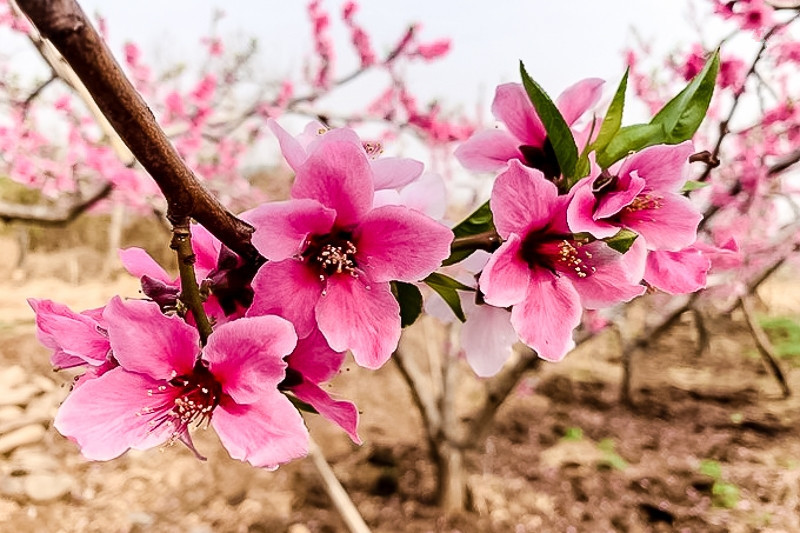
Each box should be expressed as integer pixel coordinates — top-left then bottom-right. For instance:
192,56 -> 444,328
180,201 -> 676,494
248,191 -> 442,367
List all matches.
447,78 -> 718,374
31,123 -> 452,467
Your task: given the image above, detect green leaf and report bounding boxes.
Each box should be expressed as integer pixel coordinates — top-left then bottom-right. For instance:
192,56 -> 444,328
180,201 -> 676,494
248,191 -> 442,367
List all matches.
699,459 -> 722,479
604,228 -> 639,254
423,272 -> 473,322
681,180 -> 711,192
712,481 -> 740,509
443,201 -> 496,266
391,281 -> 423,327
651,49 -> 719,143
596,123 -> 666,168
589,68 -> 629,155
287,394 -> 318,414
520,61 -> 579,177
562,427 -> 584,441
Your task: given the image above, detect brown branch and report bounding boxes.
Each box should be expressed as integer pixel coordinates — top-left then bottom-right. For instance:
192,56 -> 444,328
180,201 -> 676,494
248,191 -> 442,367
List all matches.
697,15 -> 798,183
768,148 -> 800,176
392,349 -> 442,449
0,181 -> 111,226
450,231 -> 501,253
15,0 -> 261,264
740,295 -> 791,398
463,346 -> 540,448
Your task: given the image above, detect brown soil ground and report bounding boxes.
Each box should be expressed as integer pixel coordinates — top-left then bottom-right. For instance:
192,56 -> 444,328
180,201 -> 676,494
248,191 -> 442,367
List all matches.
2,231 -> 800,532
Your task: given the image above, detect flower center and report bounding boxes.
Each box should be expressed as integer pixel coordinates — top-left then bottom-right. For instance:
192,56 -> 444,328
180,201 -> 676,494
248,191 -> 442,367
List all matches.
143,360 -> 223,439
302,231 -> 359,281
519,232 -> 597,279
624,194 -> 663,213
519,138 -> 561,181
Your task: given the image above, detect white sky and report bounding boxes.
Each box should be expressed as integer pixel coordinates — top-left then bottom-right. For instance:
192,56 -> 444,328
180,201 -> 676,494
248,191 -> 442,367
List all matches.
76,0 -> 703,119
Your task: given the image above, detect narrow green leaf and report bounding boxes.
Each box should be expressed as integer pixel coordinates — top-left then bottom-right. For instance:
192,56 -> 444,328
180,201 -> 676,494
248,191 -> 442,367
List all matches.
519,61 -> 579,177
423,272 -> 473,322
287,394 -> 318,414
651,49 -> 719,143
443,201 -> 496,266
681,180 -> 711,192
589,68 -> 629,154
596,123 -> 666,168
605,228 -> 638,254
424,272 -> 475,291
391,281 -> 423,327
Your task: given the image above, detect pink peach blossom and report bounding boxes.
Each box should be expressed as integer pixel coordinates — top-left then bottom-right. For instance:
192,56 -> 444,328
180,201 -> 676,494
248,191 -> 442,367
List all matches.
455,78 -> 604,177
246,138 -> 452,369
55,297 -> 307,468
479,161 -> 645,361
567,142 -> 702,251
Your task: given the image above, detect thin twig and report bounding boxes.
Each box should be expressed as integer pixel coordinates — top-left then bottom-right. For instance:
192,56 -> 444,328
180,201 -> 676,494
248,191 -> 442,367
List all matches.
0,182 -> 112,225
308,439 -> 372,533
15,0 -> 260,264
170,224 -> 213,345
740,295 -> 791,398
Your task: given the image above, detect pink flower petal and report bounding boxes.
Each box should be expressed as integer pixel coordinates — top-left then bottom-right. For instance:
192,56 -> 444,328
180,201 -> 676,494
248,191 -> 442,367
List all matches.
316,276 -> 400,369
245,199 -> 336,261
267,118 -> 308,171
191,224 -> 222,279
118,248 -> 173,284
28,299 -> 109,366
491,83 -> 545,146
511,271 -> 581,362
566,178 -> 620,239
618,141 -> 694,193
248,260 -> 323,338
212,394 -> 309,469
399,172 -> 447,220
355,205 -> 453,283
556,78 -> 605,125
569,242 -> 646,309
491,161 -> 558,238
594,174 -> 646,219
645,247 -> 710,294
291,381 -> 361,444
292,141 -> 374,226
103,297 -> 199,379
288,328 -> 345,384
204,316 -> 297,405
371,157 -> 424,190
479,234 -> 530,308
461,302 -> 517,377
454,129 -> 523,172
54,368 -> 173,461
618,192 -> 702,251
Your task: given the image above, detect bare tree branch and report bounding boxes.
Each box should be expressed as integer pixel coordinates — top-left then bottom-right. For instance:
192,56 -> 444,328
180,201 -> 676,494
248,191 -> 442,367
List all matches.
15,0 -> 261,263
740,295 -> 791,398
0,182 -> 112,225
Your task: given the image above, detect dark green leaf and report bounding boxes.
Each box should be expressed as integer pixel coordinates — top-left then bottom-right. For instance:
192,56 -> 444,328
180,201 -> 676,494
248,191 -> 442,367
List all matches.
681,180 -> 710,192
443,201 -> 496,266
520,61 -> 579,177
605,228 -> 639,254
423,272 -> 473,322
651,49 -> 719,143
287,394 -> 318,414
596,123 -> 666,168
391,281 -> 423,327
589,68 -> 629,154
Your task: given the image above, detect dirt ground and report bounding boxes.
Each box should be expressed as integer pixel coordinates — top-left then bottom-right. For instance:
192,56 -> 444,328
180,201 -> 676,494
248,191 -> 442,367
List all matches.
2,233 -> 800,532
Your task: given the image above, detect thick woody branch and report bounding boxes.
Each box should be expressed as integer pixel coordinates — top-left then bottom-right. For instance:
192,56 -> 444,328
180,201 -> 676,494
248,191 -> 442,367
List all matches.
15,0 -> 261,264
0,182 -> 111,225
